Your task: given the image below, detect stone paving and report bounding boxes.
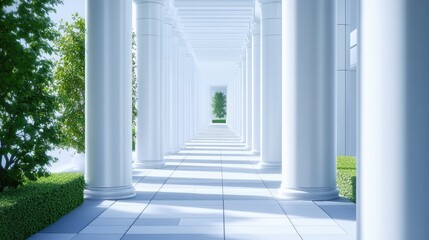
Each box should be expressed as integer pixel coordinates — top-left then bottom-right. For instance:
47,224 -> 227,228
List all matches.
30,125 -> 356,240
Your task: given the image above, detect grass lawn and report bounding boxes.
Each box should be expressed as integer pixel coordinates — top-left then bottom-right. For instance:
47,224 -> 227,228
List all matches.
212,119 -> 226,123
337,156 -> 357,202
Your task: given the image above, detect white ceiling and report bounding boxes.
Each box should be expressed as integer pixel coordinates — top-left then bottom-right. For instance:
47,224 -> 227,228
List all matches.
174,0 -> 254,62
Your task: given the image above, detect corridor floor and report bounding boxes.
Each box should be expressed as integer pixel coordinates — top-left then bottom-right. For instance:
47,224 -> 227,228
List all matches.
31,125 -> 356,240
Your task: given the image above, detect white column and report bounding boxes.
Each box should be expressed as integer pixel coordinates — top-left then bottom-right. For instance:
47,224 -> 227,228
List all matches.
134,0 -> 165,168
236,65 -> 242,137
183,53 -> 191,142
245,34 -> 253,150
238,63 -> 243,138
279,0 -> 338,200
359,1 -> 429,239
191,68 -> 198,138
258,0 -> 282,168
168,23 -> 180,153
189,60 -> 195,138
251,19 -> 261,154
228,80 -> 235,132
177,39 -> 185,148
241,54 -> 247,143
85,0 -> 135,199
232,80 -> 237,133
195,72 -> 199,135
162,14 -> 172,154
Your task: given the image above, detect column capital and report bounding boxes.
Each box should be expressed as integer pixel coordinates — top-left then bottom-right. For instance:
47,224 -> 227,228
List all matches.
164,16 -> 174,25
241,49 -> 246,60
134,0 -> 168,5
164,6 -> 176,25
245,32 -> 252,48
258,0 -> 281,5
251,19 -> 261,35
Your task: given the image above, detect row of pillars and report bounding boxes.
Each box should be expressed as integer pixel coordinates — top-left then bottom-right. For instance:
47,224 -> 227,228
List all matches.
85,0 -> 201,199
84,0 -> 429,239
230,0 -> 429,239
230,0 -> 338,199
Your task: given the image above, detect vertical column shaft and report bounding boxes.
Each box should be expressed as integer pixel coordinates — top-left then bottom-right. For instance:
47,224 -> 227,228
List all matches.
279,0 -> 338,200
241,55 -> 247,142
251,19 -> 261,154
177,40 -> 186,148
162,15 -> 172,154
169,27 -> 180,153
237,65 -> 242,136
245,35 -> 253,149
85,0 -> 135,199
134,0 -> 166,168
258,0 -> 282,168
359,1 -> 429,239
183,53 -> 191,142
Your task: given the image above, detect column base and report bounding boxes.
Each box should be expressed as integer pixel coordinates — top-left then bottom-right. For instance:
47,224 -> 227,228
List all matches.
256,161 -> 281,169
165,148 -> 179,155
84,185 -> 136,200
133,160 -> 165,169
243,149 -> 258,156
251,149 -> 260,155
242,146 -> 252,151
278,186 -> 339,201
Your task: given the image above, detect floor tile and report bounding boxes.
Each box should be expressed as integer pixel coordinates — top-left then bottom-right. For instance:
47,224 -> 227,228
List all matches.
225,225 -> 297,234
98,204 -> 147,219
225,217 -> 292,226
122,234 -> 224,240
71,233 -> 123,240
29,233 -> 76,240
80,226 -> 129,234
126,225 -> 223,234
90,218 -> 135,226
226,234 -> 302,240
134,218 -> 181,226
295,225 -> 346,234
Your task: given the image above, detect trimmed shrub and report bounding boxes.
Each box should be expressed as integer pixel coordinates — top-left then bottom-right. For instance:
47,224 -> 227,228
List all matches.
337,156 -> 357,202
0,173 -> 84,240
212,119 -> 226,123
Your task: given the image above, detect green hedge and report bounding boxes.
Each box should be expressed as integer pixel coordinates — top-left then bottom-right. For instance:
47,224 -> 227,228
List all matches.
337,156 -> 357,202
0,173 -> 84,240
212,119 -> 226,123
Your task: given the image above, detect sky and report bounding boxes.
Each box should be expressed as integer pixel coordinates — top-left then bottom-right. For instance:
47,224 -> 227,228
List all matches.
50,0 -> 136,29
50,0 -> 85,25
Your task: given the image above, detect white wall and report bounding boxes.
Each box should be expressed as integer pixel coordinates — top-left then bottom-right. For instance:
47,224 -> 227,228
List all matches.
336,0 -> 357,156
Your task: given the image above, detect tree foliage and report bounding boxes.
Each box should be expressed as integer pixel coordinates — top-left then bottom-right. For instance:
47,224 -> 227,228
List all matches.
54,14 -> 85,152
0,0 -> 62,191
212,91 -> 227,119
131,32 -> 137,150
54,15 -> 138,152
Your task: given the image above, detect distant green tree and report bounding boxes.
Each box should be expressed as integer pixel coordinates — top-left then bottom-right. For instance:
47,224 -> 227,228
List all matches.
54,15 -> 138,152
0,0 -> 62,191
212,91 -> 227,119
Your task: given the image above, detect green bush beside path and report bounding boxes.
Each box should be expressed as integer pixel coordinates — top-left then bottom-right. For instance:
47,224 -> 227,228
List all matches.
0,173 -> 84,240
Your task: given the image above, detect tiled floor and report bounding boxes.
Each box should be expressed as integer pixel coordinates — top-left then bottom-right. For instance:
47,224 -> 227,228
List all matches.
30,125 -> 356,240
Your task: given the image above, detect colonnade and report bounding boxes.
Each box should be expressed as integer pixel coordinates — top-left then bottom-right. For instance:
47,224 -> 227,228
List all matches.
132,0 -> 201,168
228,0 -> 337,199
85,0 -> 201,198
85,0 -> 429,238
228,0 -> 283,169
